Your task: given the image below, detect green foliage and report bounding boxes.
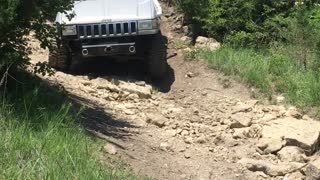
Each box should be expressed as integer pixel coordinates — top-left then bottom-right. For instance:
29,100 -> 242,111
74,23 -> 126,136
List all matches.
0,72 -> 138,179
174,0 -> 210,37
200,48 -> 271,94
174,0 -> 320,47
173,40 -> 192,49
0,0 -> 74,73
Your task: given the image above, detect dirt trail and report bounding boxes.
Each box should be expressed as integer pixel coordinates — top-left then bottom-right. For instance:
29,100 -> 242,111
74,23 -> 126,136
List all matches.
28,3 -> 320,180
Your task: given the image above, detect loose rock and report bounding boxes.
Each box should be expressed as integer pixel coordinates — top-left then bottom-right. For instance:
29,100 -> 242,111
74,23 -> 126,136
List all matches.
184,137 -> 193,144
81,80 -> 92,86
276,95 -> 285,104
277,146 -> 307,163
184,152 -> 191,159
124,109 -> 135,115
182,26 -> 189,34
303,157 -> 320,180
232,102 -> 253,114
127,93 -> 139,100
146,112 -> 168,128
232,127 -> 250,139
119,82 -> 152,98
135,81 -> 146,87
181,130 -> 189,136
186,72 -> 195,78
93,78 -> 121,92
238,158 -> 305,176
180,36 -> 191,43
230,114 -> 252,128
283,171 -> 305,180
103,144 -> 118,155
195,135 -> 207,144
285,107 -> 302,119
257,138 -> 285,154
160,142 -> 172,152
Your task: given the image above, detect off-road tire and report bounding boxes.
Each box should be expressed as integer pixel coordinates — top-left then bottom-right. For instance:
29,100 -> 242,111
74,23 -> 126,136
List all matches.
146,33 -> 168,79
48,42 -> 70,72
69,53 -> 83,74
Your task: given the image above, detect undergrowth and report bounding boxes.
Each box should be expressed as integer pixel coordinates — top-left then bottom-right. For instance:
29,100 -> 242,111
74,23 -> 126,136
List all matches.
0,72 -> 137,179
196,46 -> 320,114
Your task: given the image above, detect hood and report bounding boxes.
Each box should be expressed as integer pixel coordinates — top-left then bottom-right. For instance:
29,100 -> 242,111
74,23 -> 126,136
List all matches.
56,0 -> 162,24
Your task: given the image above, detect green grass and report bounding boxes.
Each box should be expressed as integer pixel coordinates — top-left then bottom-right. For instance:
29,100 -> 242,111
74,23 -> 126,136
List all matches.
0,72 -> 137,179
173,40 -> 191,50
197,46 -> 320,113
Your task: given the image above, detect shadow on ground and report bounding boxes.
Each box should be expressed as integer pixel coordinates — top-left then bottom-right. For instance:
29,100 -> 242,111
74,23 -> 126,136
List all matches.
69,93 -> 137,139
6,71 -> 139,149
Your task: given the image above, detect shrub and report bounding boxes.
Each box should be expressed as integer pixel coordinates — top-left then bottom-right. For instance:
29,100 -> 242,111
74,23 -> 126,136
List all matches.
174,0 -> 319,47
0,0 -> 74,73
173,0 -> 210,37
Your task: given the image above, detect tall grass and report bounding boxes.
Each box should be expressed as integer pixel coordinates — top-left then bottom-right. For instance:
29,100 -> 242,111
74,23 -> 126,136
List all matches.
198,46 -> 320,112
0,72 -> 137,179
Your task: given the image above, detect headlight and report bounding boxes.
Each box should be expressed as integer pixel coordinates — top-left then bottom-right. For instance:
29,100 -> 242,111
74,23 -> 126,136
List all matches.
62,25 -> 77,36
138,20 -> 153,30
138,19 -> 159,30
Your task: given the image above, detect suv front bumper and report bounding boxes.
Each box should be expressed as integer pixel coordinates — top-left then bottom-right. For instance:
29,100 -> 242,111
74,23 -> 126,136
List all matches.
80,42 -> 136,57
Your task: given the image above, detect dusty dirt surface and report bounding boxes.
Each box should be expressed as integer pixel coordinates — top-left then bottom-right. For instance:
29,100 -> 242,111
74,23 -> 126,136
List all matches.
28,2 -> 320,180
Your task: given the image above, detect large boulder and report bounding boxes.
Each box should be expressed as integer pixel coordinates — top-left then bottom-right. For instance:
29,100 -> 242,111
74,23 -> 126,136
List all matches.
195,36 -> 220,51
261,117 -> 320,155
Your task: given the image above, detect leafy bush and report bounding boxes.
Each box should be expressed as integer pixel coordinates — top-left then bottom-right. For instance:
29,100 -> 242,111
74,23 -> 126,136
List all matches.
174,0 -> 210,37
0,0 -> 74,72
174,0 -> 319,47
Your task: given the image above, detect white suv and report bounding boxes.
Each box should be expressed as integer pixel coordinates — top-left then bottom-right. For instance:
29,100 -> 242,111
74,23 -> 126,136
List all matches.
50,0 -> 167,79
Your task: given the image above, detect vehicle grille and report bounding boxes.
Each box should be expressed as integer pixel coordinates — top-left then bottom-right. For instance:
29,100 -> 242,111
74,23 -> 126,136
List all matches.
78,22 -> 137,39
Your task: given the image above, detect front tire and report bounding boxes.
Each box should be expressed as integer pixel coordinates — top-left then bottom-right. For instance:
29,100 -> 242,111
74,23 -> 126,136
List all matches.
48,42 -> 70,72
146,33 -> 168,79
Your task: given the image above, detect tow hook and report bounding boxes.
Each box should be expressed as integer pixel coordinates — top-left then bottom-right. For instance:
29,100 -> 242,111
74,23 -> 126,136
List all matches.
104,46 -> 112,53
129,46 -> 136,53
82,49 -> 88,56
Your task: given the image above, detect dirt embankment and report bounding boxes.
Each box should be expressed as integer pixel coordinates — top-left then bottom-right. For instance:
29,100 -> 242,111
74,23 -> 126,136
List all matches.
28,2 -> 320,180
